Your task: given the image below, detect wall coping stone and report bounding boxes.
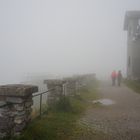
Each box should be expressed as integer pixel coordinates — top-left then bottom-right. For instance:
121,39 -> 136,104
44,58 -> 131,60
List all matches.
44,79 -> 65,85
0,84 -> 38,97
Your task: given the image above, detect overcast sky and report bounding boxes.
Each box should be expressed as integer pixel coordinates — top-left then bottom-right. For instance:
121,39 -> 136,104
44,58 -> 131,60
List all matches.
0,0 -> 140,84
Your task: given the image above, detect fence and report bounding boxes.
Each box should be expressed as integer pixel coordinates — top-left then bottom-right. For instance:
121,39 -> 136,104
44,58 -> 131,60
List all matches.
32,88 -> 54,117
32,80 -> 70,118
32,78 -> 80,118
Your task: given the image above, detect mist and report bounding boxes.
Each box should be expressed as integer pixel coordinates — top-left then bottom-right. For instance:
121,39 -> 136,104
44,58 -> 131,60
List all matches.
1,0 -> 140,84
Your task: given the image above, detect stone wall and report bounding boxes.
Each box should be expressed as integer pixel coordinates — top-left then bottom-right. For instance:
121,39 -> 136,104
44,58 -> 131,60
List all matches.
72,73 -> 96,90
0,84 -> 38,138
44,74 -> 96,105
0,73 -> 96,138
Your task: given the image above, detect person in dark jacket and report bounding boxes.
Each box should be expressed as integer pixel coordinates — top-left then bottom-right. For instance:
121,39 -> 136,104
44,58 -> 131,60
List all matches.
117,70 -> 122,86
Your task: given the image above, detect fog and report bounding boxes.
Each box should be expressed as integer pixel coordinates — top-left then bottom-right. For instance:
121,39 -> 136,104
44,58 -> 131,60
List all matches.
0,0 -> 140,84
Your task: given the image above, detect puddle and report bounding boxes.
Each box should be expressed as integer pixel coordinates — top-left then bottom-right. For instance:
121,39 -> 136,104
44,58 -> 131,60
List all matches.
93,99 -> 115,106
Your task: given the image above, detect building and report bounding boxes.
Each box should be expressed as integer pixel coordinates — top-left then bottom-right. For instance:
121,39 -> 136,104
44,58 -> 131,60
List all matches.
124,11 -> 140,79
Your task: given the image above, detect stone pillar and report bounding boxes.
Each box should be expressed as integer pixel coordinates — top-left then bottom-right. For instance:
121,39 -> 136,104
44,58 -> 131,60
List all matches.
0,84 -> 38,138
44,80 -> 64,106
72,76 -> 84,90
64,78 -> 76,96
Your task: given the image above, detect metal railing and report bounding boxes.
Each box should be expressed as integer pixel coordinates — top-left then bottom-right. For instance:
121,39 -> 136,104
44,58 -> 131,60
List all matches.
32,82 -> 76,118
32,88 -> 55,117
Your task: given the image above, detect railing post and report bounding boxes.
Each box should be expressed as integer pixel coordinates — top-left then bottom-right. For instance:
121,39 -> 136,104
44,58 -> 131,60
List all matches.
40,94 -> 42,117
63,83 -> 66,96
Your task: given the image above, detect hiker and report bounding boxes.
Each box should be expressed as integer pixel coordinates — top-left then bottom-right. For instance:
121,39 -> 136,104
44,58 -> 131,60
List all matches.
111,70 -> 117,86
117,70 -> 122,86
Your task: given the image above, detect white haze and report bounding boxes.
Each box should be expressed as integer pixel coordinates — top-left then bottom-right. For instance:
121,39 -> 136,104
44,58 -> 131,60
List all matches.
0,0 -> 140,84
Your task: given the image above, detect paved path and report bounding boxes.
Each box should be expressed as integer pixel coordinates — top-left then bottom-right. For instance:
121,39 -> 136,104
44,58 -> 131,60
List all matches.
80,81 -> 140,140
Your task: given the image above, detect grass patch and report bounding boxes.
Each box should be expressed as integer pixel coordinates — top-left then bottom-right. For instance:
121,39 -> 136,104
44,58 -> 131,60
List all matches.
12,82 -> 98,140
124,79 -> 140,93
14,112 -> 78,140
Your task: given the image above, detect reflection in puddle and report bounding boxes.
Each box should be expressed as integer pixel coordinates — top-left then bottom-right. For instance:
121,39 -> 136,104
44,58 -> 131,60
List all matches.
93,99 -> 115,106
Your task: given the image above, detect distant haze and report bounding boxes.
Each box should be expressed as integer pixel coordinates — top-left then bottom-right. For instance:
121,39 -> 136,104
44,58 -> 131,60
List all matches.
1,0 -> 140,84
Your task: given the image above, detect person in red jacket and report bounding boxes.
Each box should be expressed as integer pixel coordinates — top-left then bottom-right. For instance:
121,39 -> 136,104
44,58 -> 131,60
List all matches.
111,70 -> 117,86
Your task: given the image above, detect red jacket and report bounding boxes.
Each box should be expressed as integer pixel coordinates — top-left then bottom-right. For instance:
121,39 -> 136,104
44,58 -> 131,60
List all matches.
111,71 -> 117,78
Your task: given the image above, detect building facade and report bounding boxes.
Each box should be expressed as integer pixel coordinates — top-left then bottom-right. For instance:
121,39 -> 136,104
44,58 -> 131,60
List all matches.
124,11 -> 140,79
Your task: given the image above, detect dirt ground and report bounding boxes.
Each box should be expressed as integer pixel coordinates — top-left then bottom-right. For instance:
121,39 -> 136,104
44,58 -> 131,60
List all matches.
79,81 -> 140,140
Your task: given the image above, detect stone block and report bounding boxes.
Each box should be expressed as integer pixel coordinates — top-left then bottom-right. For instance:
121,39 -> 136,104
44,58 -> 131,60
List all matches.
14,115 -> 25,124
0,84 -> 38,97
0,101 -> 7,108
14,104 -> 25,111
15,111 -> 26,116
24,100 -> 33,108
0,106 -> 9,114
6,97 -> 25,104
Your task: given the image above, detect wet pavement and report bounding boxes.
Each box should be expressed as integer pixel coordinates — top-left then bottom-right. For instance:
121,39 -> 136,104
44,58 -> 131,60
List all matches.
93,98 -> 115,106
79,81 -> 140,140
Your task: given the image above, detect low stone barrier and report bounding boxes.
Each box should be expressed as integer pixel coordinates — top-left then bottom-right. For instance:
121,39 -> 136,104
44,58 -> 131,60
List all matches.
73,73 -> 96,89
44,74 -> 96,105
0,73 -> 96,138
0,84 -> 38,138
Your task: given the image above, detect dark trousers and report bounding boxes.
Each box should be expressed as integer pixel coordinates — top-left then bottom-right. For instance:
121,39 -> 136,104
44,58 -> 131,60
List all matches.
112,78 -> 116,86
117,79 -> 121,86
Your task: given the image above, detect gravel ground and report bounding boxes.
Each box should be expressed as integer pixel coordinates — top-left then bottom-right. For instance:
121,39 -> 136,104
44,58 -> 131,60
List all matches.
79,81 -> 140,140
